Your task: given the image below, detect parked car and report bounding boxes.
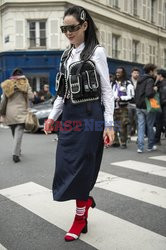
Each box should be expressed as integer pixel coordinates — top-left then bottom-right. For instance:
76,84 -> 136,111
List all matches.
30,97 -> 55,130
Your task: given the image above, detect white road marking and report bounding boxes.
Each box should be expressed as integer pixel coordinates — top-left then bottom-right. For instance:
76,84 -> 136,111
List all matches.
0,182 -> 166,250
0,244 -> 7,250
149,156 -> 166,162
96,171 -> 166,209
111,160 -> 166,178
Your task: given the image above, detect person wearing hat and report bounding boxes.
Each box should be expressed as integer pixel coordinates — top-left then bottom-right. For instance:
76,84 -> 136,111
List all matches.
0,68 -> 34,162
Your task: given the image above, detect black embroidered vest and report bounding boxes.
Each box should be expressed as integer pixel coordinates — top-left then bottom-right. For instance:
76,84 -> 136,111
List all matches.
56,46 -> 101,104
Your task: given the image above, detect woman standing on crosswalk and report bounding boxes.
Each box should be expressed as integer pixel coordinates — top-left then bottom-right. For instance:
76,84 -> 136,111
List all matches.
44,5 -> 114,241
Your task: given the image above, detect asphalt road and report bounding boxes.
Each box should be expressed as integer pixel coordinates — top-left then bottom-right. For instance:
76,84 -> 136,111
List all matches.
0,127 -> 166,250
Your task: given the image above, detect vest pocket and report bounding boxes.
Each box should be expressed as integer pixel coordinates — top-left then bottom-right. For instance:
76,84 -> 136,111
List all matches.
56,72 -> 64,91
69,75 -> 83,98
87,70 -> 100,92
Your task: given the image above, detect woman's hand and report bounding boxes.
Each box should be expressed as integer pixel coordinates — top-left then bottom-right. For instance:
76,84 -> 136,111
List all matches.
44,119 -> 54,135
103,127 -> 114,147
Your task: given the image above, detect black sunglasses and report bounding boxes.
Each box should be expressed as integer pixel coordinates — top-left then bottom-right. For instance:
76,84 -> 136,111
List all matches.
60,23 -> 82,33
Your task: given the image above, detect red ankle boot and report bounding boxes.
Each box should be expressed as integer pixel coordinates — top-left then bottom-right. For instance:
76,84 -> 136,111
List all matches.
85,196 -> 96,219
64,200 -> 87,242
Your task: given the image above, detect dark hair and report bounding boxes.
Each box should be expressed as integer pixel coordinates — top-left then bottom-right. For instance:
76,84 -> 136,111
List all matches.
157,69 -> 166,78
12,68 -> 23,76
143,64 -> 157,74
63,5 -> 99,60
116,66 -> 127,80
131,67 -> 140,73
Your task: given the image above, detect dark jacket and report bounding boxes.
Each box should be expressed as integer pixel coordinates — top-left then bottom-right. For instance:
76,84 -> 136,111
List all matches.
135,74 -> 155,109
158,79 -> 166,106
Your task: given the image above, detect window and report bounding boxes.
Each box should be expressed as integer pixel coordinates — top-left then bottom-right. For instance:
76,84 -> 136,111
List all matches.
112,34 -> 120,59
29,20 -> 46,48
114,0 -> 119,8
107,0 -> 119,8
27,75 -> 49,91
149,45 -> 156,64
142,0 -> 146,20
133,0 -> 138,16
151,0 -> 156,23
132,40 -> 139,62
158,0 -> 163,26
164,49 -> 166,68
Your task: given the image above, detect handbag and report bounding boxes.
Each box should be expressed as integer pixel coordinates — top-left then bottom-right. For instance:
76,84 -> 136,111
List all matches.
145,92 -> 161,112
0,94 -> 8,116
24,93 -> 39,132
25,111 -> 39,132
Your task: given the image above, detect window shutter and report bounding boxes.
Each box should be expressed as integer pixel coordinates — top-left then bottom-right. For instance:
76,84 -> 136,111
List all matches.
160,48 -> 164,67
153,46 -> 156,64
141,42 -> 145,63
147,0 -> 151,22
146,43 -> 150,63
124,0 -> 129,12
50,19 -> 59,49
128,38 -> 132,61
100,30 -> 106,48
157,0 -> 163,27
108,0 -> 114,6
136,0 -> 141,16
15,20 -> 24,49
122,37 -> 127,60
137,42 -> 141,62
130,0 -> 134,15
164,3 -> 166,28
107,32 -> 112,57
142,0 -> 147,20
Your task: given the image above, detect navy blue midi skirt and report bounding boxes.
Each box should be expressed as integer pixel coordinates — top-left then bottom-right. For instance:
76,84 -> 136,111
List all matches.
52,100 -> 104,201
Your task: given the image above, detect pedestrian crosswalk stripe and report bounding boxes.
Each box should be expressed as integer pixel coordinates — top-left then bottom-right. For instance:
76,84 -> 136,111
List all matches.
149,156 -> 166,162
111,160 -> 166,178
96,172 -> 166,209
0,182 -> 166,250
0,244 -> 7,250
130,136 -> 137,142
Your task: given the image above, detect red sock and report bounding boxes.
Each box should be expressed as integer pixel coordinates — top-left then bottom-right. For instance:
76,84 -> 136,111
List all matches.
64,200 -> 87,241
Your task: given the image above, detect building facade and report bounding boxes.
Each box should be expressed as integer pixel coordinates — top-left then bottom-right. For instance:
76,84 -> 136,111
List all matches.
0,0 -> 166,94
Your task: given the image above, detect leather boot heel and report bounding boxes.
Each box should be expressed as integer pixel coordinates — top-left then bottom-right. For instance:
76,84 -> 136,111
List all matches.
81,221 -> 88,234
89,196 -> 96,208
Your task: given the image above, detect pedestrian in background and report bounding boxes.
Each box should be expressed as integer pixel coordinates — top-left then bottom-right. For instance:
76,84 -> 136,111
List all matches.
38,84 -> 52,102
44,5 -> 114,242
135,63 -> 157,153
155,69 -> 166,144
111,66 -> 134,148
127,68 -> 140,139
0,68 -> 34,162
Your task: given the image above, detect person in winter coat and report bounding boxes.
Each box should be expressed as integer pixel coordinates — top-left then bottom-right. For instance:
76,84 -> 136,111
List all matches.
155,69 -> 166,142
44,5 -> 114,242
0,68 -> 34,162
128,68 -> 140,137
135,63 -> 157,153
